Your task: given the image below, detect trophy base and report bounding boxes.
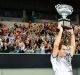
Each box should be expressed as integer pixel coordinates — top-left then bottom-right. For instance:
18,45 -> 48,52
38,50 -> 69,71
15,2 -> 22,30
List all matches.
62,26 -> 72,29
58,18 -> 71,30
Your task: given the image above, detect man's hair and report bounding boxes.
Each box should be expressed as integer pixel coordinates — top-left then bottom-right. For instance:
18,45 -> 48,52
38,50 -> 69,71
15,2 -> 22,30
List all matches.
58,41 -> 67,50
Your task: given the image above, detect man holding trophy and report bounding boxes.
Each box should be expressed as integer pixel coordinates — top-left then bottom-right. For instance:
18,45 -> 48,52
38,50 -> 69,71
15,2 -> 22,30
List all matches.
50,4 -> 76,75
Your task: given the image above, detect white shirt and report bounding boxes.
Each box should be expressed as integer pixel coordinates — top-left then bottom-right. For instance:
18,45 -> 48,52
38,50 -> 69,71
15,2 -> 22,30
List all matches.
50,48 -> 73,75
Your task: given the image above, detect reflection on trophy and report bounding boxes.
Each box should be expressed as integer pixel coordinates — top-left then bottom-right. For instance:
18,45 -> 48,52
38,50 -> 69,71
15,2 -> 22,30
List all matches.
55,4 -> 73,29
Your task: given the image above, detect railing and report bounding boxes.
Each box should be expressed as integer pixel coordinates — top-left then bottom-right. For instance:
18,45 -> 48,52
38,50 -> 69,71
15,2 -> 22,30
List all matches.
0,17 -> 25,22
0,53 -> 79,69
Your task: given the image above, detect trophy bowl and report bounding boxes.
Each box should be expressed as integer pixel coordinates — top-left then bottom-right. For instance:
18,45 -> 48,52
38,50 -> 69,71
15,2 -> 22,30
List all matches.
55,4 -> 73,29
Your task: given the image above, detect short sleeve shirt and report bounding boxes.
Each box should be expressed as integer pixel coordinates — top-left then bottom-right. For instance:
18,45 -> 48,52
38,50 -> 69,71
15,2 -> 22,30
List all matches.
50,47 -> 73,75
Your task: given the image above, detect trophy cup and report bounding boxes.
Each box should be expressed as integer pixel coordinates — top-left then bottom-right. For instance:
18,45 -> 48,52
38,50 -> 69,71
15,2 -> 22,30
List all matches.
55,4 -> 73,29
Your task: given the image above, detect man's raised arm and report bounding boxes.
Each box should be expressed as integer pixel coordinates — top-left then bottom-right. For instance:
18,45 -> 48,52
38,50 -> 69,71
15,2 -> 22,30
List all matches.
52,24 -> 63,57
68,29 -> 76,57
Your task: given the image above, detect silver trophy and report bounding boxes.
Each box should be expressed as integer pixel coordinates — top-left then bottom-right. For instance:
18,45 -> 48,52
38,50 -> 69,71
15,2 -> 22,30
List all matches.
55,4 -> 73,29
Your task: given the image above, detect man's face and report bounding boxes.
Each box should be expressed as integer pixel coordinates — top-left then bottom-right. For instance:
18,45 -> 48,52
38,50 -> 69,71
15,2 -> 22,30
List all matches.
59,45 -> 67,57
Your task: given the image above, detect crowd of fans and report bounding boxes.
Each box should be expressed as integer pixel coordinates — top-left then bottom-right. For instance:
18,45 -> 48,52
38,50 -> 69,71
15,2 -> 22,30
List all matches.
0,22 -> 80,54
